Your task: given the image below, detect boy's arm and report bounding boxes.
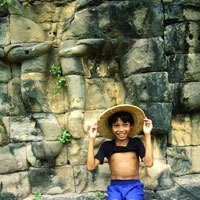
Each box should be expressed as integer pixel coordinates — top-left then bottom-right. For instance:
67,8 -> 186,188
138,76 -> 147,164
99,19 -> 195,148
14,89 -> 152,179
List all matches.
142,118 -> 154,167
87,124 -> 100,171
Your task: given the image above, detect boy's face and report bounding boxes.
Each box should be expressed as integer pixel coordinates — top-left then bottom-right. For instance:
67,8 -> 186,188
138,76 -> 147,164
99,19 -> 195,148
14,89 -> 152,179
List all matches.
111,117 -> 132,141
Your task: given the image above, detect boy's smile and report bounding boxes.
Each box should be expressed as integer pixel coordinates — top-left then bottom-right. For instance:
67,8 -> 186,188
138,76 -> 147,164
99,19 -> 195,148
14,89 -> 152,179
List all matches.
112,118 -> 132,141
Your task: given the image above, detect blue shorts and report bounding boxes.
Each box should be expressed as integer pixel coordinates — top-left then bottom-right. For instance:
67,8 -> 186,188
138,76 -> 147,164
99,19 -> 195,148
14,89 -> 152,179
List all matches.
107,179 -> 145,200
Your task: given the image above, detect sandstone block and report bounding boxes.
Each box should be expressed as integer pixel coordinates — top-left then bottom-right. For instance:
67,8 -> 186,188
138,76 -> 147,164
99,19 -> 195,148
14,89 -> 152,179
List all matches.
0,17 -> 9,46
124,72 -> 172,103
67,110 -> 84,139
167,146 -> 200,176
0,60 -> 11,83
73,164 -> 110,193
139,102 -> 172,134
165,22 -> 200,54
180,82 -> 200,111
21,73 -> 50,113
10,15 -> 45,43
121,37 -> 166,77
0,84 -> 10,115
63,0 -> 163,39
33,113 -> 62,141
29,166 -> 75,195
46,75 -> 68,114
85,78 -> 125,110
0,144 -> 28,174
0,172 -> 30,199
65,75 -> 85,110
10,115 -> 43,142
8,78 -> 25,115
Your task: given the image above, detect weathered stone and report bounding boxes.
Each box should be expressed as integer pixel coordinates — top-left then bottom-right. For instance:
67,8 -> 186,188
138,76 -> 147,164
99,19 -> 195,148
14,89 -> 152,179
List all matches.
0,84 -> 10,115
59,39 -> 105,58
33,113 -> 62,141
21,54 -> 48,73
27,141 -> 63,168
180,82 -> 200,111
29,166 -> 75,194
0,143 -> 28,174
157,184 -> 196,200
83,110 -> 105,135
10,115 -> 43,142
164,1 -> 200,22
65,75 -> 85,110
9,15 -> 45,43
68,138 -> 88,165
151,134 -> 168,161
74,164 -> 110,193
165,22 -> 200,54
169,113 -> 200,146
85,78 -> 125,110
0,47 -> 5,58
67,110 -> 84,139
0,17 -> 9,46
46,75 -> 69,114
124,72 -> 171,103
167,54 -> 186,83
5,42 -> 52,63
0,171 -> 30,200
157,174 -> 200,200
55,144 -> 68,167
0,60 -> 11,83
0,124 -> 8,146
167,146 -> 200,176
139,102 -> 172,134
11,63 -> 21,78
174,174 -> 200,199
63,0 -> 163,39
164,2 -> 185,22
169,114 -> 192,146
140,160 -> 175,191
8,78 -> 26,115
121,37 -> 167,77
61,57 -> 84,76
21,73 -> 50,113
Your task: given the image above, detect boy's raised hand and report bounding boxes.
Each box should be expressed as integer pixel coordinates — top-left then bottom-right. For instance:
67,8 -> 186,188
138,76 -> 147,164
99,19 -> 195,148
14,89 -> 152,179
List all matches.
143,117 -> 153,135
89,124 -> 98,139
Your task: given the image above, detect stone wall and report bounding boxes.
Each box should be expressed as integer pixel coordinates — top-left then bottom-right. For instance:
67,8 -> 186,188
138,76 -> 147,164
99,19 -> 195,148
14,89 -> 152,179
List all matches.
0,0 -> 200,199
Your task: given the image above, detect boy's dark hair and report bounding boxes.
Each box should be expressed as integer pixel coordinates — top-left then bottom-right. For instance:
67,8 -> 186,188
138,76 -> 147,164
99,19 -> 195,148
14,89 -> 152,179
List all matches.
108,111 -> 134,128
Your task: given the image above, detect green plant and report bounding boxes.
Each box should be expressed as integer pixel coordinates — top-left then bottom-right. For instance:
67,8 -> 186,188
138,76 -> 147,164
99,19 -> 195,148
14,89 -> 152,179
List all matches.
32,190 -> 42,200
0,0 -> 12,7
88,191 -> 105,199
56,128 -> 72,144
49,64 -> 66,96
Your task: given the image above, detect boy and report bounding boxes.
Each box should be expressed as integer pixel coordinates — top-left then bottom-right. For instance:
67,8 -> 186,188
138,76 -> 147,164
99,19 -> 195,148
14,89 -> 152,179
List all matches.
87,104 -> 153,200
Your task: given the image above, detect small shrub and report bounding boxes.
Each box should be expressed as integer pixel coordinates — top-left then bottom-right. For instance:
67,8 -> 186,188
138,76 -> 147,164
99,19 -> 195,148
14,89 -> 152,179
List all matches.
0,0 -> 12,7
49,64 -> 66,96
56,128 -> 72,144
88,191 -> 105,200
32,190 -> 42,200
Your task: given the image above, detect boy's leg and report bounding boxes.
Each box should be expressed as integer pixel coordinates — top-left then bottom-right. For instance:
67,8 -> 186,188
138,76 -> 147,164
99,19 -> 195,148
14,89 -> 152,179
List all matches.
125,180 -> 145,200
107,182 -> 123,200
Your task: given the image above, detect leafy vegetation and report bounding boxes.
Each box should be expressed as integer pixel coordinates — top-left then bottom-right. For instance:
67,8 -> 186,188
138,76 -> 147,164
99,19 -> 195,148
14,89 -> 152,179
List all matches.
56,128 -> 72,144
49,64 -> 67,96
32,190 -> 42,200
88,191 -> 106,200
0,0 -> 12,7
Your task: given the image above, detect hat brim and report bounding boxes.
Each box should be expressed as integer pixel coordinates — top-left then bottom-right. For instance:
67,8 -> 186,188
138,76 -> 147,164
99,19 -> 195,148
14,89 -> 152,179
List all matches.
97,104 -> 145,139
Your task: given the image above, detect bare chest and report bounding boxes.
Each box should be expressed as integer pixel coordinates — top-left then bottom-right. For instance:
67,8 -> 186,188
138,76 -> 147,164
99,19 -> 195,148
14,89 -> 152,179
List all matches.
110,152 -> 139,164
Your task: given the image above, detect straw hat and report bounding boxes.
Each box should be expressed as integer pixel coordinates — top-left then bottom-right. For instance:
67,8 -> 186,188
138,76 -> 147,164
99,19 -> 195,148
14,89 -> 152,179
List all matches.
97,104 -> 145,139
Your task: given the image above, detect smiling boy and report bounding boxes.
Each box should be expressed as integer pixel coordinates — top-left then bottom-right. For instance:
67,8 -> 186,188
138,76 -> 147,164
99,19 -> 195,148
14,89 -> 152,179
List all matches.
87,104 -> 153,200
